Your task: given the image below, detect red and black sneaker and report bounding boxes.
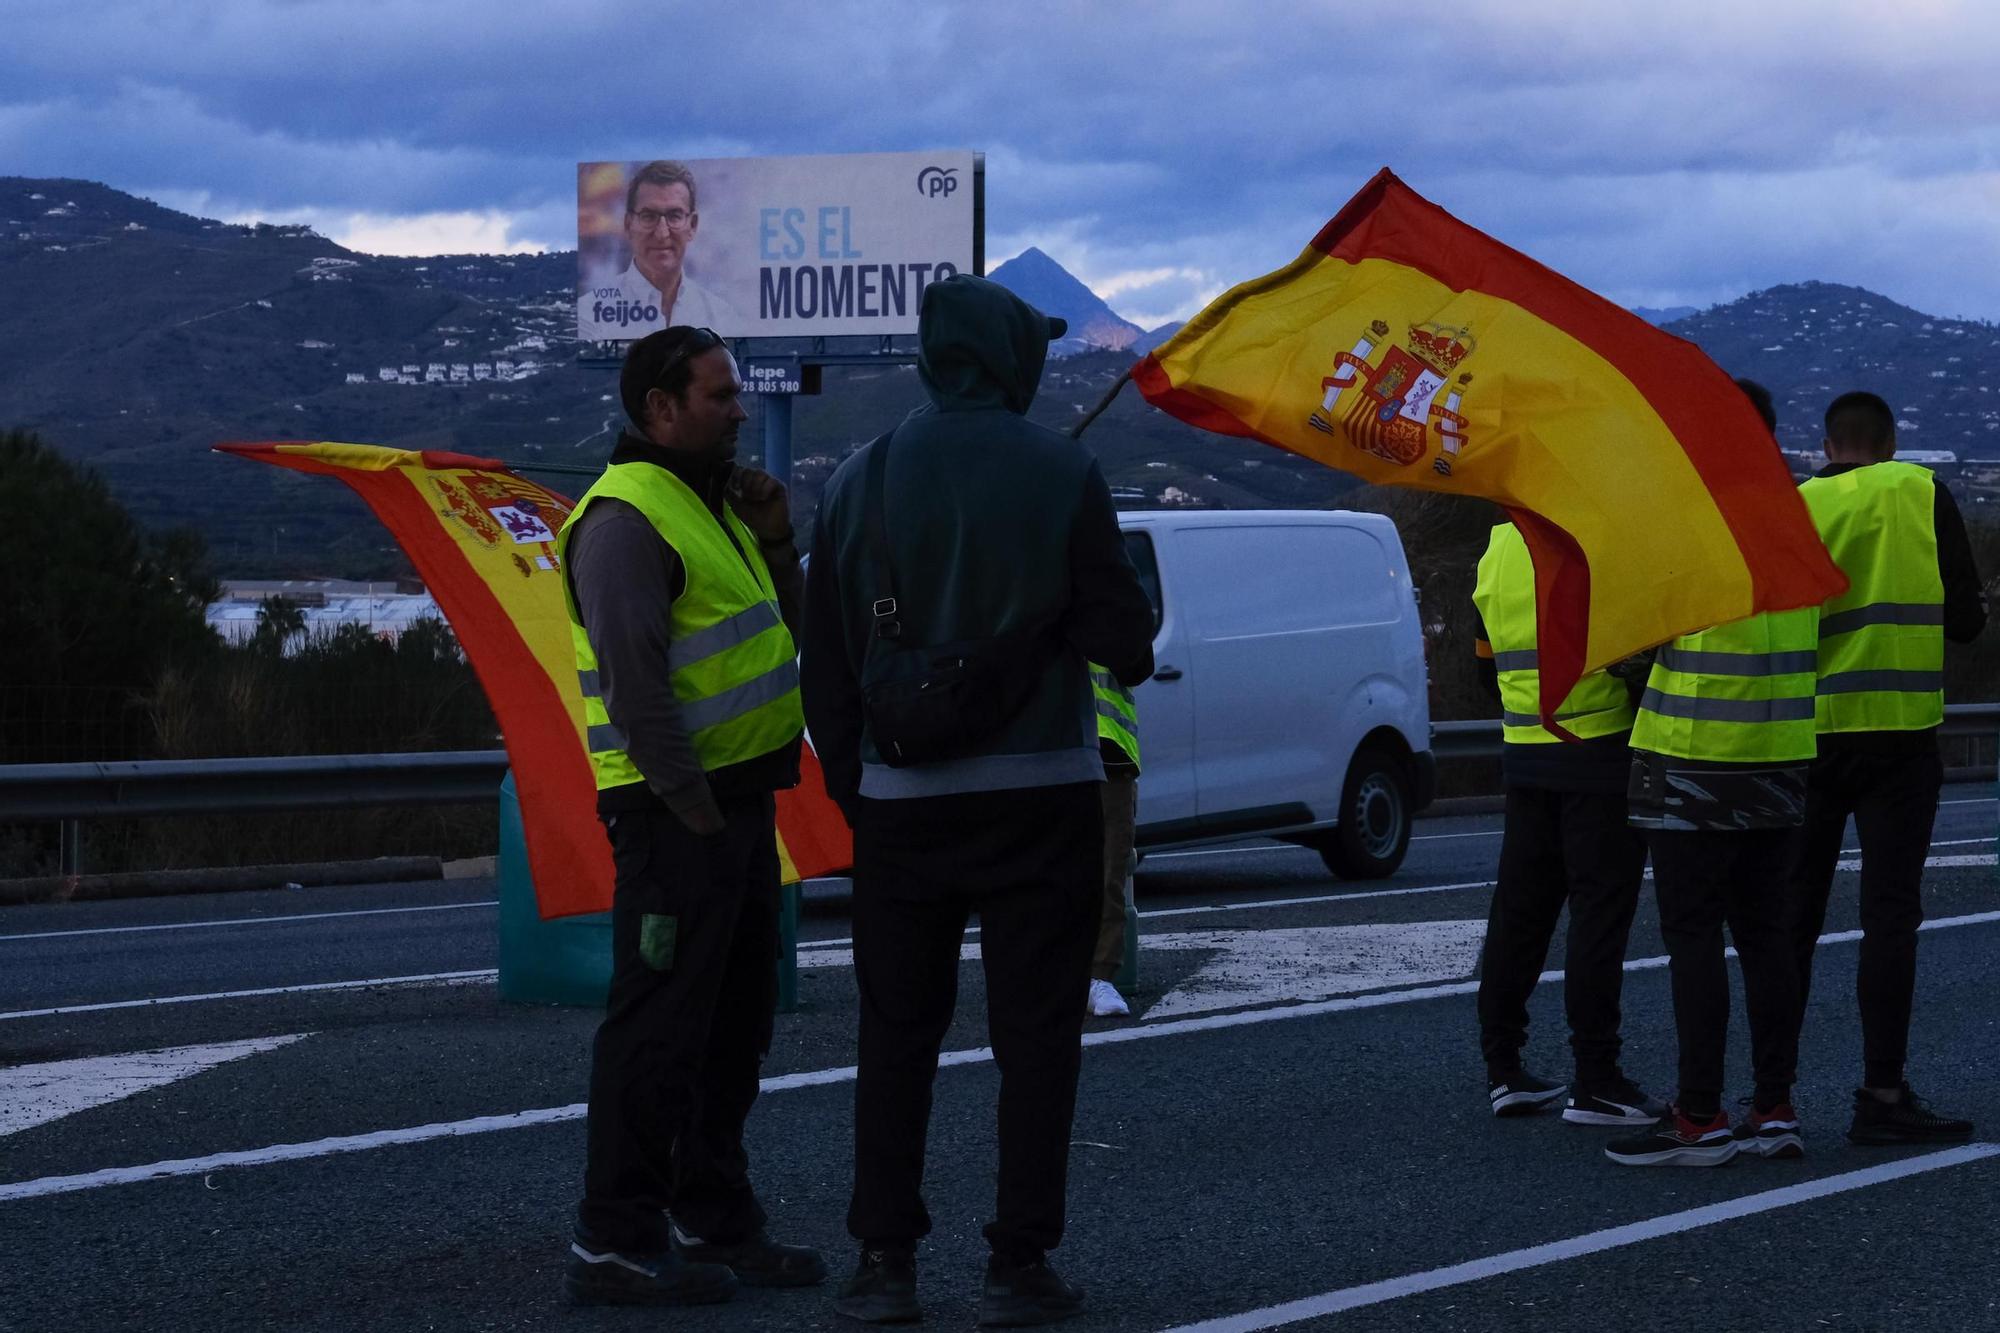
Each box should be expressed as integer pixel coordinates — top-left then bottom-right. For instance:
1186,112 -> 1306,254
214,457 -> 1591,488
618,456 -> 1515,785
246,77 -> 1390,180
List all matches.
1732,1102 -> 1805,1159
1604,1105 -> 1739,1167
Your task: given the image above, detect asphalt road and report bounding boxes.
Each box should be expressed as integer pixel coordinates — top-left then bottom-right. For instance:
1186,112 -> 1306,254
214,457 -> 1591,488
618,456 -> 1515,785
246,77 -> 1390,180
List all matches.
1,788 -> 1995,1331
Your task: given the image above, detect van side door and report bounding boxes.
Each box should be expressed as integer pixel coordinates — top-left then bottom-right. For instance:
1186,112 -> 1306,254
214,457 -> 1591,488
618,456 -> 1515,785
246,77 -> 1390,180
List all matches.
1178,522 -> 1404,825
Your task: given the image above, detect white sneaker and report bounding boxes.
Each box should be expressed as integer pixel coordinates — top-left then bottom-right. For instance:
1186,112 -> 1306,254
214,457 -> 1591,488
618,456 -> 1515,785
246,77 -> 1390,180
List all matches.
1087,978 -> 1130,1018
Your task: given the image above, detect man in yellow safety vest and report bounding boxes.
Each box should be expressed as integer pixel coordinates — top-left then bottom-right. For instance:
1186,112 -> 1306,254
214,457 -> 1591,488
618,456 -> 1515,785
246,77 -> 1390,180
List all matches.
1087,664 -> 1140,1017
1471,523 -> 1661,1127
1791,390 -> 1987,1145
1605,379 -> 1813,1168
557,326 -> 825,1306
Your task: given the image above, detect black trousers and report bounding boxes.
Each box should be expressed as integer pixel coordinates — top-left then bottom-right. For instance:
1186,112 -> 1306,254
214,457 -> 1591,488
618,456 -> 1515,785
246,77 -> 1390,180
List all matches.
1790,746 -> 1942,1088
576,793 -> 779,1253
846,783 -> 1101,1264
1477,785 -> 1646,1085
1648,828 -> 1801,1113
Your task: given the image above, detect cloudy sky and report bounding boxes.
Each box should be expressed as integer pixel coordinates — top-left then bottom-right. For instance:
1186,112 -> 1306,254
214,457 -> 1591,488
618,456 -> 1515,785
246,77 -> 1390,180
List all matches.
6,0 -> 1998,327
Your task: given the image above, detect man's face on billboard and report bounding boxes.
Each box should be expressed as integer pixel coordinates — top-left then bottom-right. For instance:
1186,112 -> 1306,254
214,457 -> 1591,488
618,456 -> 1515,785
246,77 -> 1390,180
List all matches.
625,180 -> 697,294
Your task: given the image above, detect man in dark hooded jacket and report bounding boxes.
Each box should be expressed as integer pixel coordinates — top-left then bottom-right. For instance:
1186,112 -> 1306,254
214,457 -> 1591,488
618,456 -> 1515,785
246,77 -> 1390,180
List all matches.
801,275 -> 1155,1326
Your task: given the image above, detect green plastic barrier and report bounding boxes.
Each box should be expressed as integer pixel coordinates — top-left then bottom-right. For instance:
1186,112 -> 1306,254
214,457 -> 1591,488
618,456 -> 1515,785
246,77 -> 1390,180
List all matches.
496,772 -> 801,1011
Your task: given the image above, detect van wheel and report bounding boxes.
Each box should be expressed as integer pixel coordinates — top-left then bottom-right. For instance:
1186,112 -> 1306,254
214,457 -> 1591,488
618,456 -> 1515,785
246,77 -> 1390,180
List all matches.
1319,748 -> 1412,879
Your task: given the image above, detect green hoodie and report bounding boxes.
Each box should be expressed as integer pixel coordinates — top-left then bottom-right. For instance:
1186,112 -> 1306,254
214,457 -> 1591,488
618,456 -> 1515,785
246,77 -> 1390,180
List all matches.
801,275 -> 1155,807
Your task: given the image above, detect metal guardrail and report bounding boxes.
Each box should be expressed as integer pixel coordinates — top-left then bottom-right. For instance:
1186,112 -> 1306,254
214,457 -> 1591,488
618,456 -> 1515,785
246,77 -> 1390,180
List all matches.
1,704 -> 1994,874
0,752 -> 511,876
3,704 -> 1997,822
0,750 -> 509,821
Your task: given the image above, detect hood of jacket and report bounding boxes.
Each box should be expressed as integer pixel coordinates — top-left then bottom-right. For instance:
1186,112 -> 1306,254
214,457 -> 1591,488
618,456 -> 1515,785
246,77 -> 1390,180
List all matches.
916,274 -> 1067,416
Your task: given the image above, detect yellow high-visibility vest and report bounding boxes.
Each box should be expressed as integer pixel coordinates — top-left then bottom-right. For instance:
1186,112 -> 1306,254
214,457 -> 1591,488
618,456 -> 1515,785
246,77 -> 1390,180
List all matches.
1799,461 -> 1944,733
557,462 -> 802,788
1090,663 -> 1139,769
1631,608 -> 1820,763
1472,523 -> 1635,744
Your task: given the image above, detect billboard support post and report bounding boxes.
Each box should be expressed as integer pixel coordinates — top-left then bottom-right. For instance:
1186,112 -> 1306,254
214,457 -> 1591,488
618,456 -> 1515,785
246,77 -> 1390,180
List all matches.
761,391 -> 793,493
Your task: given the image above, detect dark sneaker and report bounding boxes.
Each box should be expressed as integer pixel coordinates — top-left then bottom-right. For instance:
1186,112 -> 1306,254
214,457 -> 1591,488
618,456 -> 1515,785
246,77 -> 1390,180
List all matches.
1563,1076 -> 1668,1126
672,1223 -> 827,1288
1733,1102 -> 1805,1159
1489,1070 -> 1568,1117
563,1237 -> 737,1307
1604,1105 -> 1739,1167
978,1254 -> 1085,1328
1847,1085 -> 1975,1145
834,1247 -> 920,1325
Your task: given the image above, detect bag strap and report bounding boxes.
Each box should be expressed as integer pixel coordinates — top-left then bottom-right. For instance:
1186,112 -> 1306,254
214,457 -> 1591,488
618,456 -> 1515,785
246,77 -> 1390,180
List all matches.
861,430 -> 901,641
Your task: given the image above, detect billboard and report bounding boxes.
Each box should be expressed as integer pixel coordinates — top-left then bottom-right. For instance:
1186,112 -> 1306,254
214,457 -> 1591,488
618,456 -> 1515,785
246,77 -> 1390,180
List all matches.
577,150 -> 979,342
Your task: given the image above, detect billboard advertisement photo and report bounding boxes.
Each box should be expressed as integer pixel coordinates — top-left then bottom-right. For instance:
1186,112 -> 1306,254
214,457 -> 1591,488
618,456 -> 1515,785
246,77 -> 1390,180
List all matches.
577,150 -> 979,342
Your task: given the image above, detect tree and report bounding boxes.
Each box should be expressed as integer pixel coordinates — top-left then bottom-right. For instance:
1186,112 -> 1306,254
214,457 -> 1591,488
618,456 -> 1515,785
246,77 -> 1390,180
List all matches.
0,429 -> 220,761
251,595 -> 307,654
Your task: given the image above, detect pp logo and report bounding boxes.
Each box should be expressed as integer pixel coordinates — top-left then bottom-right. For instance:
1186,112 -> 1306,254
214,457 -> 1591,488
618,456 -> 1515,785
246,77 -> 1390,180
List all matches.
917,166 -> 958,199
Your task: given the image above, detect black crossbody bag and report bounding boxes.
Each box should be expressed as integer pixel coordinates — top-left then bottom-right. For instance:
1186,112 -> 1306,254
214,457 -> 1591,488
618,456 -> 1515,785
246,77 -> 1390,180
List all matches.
858,431 -> 1059,767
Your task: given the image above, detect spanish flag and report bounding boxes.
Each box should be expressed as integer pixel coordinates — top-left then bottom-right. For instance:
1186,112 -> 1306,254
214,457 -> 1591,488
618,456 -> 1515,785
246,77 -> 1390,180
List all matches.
217,442 -> 852,917
1135,170 -> 1846,730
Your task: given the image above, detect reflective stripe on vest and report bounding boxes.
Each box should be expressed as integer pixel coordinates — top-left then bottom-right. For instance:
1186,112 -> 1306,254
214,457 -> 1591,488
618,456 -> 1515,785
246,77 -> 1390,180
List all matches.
557,462 -> 803,788
1089,663 -> 1140,769
1800,462 -> 1944,734
1630,607 -> 1820,762
1471,522 -> 1635,744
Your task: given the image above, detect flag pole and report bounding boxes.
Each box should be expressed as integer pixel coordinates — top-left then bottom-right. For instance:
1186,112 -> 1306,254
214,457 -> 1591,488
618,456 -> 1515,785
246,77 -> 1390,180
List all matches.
1070,367 -> 1134,440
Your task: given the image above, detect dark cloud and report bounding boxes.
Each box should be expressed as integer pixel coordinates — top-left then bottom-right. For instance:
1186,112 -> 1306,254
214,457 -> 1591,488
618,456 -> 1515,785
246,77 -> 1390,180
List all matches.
6,1 -> 1997,318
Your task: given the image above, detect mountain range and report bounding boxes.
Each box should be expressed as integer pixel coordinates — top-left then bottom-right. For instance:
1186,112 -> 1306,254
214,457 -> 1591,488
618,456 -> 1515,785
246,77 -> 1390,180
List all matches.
4,177 -> 1996,578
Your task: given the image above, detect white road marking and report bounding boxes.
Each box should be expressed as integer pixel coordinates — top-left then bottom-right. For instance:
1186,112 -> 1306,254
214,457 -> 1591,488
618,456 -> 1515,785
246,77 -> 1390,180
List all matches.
5,821 -> 1979,949
1940,797 -> 1997,805
0,1034 -> 308,1136
1141,920 -> 1489,1020
1161,1143 -> 2000,1332
798,943 -> 976,969
797,906 -> 1497,973
11,852 -> 1991,1023
5,908 -> 1998,1203
1871,853 -> 1991,870
801,844 -> 1991,953
798,878 -> 1503,952
1141,878 -> 1499,920
0,901 -> 499,944
0,971 -> 498,1023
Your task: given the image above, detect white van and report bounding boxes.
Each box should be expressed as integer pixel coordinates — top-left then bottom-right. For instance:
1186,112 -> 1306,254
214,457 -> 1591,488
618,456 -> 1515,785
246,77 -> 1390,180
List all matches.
1119,509 -> 1435,878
